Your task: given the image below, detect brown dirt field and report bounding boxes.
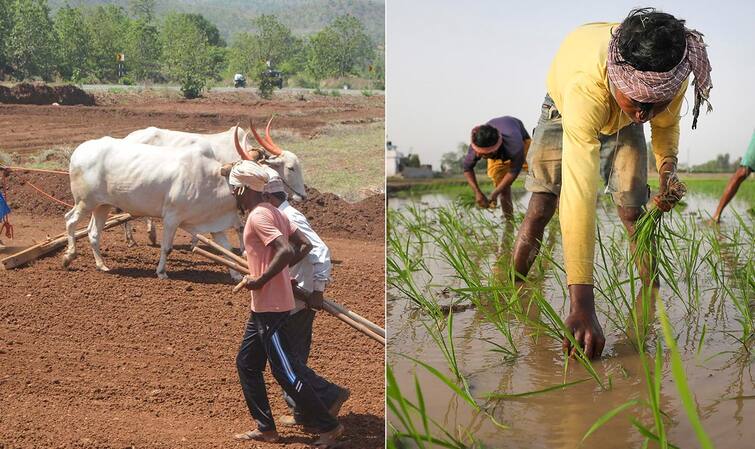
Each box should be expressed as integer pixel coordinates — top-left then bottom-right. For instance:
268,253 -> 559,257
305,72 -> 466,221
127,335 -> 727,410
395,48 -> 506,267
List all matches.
0,93 -> 385,448
0,90 -> 383,157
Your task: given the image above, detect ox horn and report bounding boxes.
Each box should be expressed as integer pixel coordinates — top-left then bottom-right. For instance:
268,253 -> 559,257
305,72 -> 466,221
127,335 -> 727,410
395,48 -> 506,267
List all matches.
234,124 -> 252,160
263,115 -> 284,156
249,118 -> 275,155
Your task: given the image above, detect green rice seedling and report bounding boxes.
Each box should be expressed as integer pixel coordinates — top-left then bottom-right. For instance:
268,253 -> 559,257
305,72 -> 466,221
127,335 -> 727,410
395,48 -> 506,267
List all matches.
656,295 -> 715,449
431,208 -> 518,358
387,365 -> 472,449
387,217 -> 441,319
704,225 -> 754,348
523,286 -> 608,390
484,377 -> 591,400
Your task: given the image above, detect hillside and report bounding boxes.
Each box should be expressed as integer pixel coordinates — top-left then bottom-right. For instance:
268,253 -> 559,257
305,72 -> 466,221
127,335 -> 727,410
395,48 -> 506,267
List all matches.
49,0 -> 385,44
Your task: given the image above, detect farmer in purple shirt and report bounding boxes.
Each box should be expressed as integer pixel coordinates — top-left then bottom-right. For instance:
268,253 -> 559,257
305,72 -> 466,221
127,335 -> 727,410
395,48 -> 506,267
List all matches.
463,116 -> 531,217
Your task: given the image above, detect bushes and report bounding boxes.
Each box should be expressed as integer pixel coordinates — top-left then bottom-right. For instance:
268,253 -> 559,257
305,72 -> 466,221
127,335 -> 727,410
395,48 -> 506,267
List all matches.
179,74 -> 205,99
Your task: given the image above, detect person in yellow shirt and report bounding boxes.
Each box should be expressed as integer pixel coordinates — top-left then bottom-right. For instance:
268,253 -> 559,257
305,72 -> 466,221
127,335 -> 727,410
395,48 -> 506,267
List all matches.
511,8 -> 712,359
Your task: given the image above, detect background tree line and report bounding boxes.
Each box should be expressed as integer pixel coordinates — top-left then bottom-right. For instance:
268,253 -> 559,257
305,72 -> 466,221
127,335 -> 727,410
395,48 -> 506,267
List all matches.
0,0 -> 383,97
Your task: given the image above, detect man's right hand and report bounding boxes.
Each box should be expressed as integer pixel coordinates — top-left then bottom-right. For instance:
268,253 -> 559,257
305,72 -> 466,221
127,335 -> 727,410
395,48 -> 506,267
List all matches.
475,192 -> 490,208
307,290 -> 324,310
563,285 -> 605,360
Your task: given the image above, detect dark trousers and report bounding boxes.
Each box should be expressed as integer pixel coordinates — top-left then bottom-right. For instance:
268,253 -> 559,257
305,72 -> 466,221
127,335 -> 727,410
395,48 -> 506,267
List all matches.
281,308 -> 342,422
236,311 -> 338,432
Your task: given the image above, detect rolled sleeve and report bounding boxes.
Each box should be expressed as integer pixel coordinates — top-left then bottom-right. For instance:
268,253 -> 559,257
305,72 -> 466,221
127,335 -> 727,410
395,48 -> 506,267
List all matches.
650,81 -> 687,171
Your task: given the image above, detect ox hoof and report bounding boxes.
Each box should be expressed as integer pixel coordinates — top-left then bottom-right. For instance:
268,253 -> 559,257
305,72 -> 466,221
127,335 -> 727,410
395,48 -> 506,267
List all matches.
61,256 -> 72,269
96,265 -> 110,272
157,272 -> 169,280
230,271 -> 244,282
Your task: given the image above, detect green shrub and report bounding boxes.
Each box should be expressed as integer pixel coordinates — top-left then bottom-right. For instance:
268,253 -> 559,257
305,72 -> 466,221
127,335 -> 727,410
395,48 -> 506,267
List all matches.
180,74 -> 205,99
329,89 -> 341,97
257,73 -> 275,99
361,89 -> 372,97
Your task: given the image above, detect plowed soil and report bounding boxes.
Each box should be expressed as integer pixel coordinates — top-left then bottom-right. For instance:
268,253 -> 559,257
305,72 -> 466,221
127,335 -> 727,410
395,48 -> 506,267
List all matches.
0,92 -> 385,449
0,89 -> 383,156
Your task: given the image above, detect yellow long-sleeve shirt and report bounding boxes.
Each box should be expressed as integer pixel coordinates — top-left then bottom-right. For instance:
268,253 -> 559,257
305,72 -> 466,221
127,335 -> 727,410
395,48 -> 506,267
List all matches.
546,22 -> 686,285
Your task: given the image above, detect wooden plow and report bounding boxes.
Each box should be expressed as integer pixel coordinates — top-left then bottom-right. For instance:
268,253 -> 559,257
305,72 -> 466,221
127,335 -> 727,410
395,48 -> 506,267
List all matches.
191,234 -> 386,346
1,213 -> 133,270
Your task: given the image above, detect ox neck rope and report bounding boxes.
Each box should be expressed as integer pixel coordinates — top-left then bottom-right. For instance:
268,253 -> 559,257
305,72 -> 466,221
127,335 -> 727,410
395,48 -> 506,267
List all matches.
275,173 -> 306,200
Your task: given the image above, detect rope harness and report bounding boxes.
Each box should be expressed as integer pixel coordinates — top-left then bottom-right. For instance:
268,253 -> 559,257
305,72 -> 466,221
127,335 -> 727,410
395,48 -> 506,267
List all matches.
0,165 -> 74,240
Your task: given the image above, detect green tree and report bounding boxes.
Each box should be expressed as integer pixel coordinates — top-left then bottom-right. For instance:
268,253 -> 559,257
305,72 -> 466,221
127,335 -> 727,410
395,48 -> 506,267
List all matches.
251,15 -> 297,67
85,4 -> 130,82
7,0 -> 58,80
227,32 -> 264,78
125,19 -> 160,81
227,16 -> 303,82
0,0 -> 14,75
128,0 -> 155,23
183,13 -> 225,47
307,14 -> 374,80
54,4 -> 90,81
161,13 -> 213,98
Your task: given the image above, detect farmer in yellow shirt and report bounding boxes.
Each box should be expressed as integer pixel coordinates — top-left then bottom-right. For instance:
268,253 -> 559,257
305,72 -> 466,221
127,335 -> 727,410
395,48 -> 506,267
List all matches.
512,8 -> 712,359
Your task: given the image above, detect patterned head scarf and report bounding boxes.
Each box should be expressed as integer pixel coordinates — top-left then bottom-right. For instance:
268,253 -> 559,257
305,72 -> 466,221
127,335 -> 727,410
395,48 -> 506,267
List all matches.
607,26 -> 712,129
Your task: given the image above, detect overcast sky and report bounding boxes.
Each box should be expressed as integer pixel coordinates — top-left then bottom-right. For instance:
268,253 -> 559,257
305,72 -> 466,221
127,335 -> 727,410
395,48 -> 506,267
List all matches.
386,0 -> 755,169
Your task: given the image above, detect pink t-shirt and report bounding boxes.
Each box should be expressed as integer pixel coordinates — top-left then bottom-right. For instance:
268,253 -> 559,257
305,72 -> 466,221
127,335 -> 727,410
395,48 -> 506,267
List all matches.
243,203 -> 298,312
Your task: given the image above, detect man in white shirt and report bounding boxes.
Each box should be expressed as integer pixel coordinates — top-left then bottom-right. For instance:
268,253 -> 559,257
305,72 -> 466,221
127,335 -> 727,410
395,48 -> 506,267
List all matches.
262,178 -> 350,428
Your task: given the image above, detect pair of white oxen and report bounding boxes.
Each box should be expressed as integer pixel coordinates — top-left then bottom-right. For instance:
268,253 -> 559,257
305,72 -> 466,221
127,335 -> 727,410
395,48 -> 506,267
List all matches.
61,119 -> 306,280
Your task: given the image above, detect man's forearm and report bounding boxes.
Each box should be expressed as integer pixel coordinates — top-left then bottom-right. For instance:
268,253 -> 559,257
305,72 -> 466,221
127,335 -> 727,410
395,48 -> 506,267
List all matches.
491,172 -> 517,196
289,243 -> 311,267
463,170 -> 483,194
258,247 -> 293,285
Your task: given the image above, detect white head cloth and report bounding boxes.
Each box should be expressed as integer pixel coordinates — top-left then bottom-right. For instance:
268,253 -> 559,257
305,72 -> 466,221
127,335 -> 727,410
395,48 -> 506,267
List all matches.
229,161 -> 269,192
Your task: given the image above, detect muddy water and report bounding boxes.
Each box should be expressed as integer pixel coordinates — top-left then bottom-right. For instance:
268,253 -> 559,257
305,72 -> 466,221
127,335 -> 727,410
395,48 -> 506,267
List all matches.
388,189 -> 754,449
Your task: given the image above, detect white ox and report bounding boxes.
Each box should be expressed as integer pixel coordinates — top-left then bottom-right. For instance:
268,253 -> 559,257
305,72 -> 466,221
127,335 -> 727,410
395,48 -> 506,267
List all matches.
121,119 -> 306,246
62,137 -> 242,279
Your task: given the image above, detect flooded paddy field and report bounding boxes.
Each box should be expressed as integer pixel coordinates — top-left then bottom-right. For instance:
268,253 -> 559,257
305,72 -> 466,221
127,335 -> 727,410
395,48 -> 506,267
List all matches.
387,178 -> 754,449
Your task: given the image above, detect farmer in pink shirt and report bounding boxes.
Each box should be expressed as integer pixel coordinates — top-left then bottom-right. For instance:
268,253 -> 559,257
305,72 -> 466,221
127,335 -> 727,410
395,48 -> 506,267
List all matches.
228,161 -> 343,447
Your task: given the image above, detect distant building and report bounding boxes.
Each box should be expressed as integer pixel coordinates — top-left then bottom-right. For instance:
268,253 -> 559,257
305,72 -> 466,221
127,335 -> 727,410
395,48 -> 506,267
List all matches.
401,165 -> 434,179
386,140 -> 434,178
386,140 -> 401,177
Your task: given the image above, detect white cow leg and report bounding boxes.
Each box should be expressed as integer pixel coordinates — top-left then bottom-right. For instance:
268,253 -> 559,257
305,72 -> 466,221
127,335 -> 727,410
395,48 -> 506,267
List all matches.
147,219 -> 157,246
89,205 -> 111,272
123,221 -> 136,247
156,217 -> 179,279
62,203 -> 88,268
211,231 -> 244,281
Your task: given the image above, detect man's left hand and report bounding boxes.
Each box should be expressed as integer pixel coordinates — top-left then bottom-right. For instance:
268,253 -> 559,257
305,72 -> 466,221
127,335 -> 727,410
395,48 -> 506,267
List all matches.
307,290 -> 324,310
